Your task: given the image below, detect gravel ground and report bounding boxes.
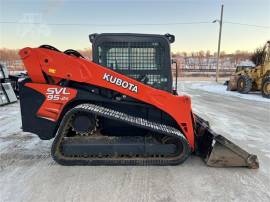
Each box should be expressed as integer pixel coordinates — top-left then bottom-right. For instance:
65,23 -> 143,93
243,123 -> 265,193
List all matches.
0,81 -> 270,202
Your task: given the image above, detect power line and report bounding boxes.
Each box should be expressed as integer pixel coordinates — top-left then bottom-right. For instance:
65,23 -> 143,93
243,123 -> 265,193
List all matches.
0,21 -> 211,26
224,21 -> 270,29
0,20 -> 269,29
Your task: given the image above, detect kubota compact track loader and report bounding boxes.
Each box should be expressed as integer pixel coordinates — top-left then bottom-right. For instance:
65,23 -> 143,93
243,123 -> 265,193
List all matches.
19,33 -> 259,168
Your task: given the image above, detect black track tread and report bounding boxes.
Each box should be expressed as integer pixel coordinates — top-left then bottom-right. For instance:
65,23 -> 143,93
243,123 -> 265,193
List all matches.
51,103 -> 191,166
237,75 -> 252,94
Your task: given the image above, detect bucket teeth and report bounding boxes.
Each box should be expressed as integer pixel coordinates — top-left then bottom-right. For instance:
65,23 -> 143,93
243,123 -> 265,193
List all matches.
194,114 -> 259,169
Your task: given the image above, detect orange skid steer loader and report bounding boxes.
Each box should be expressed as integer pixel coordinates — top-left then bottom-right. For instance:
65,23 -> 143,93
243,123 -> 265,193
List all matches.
18,33 -> 258,168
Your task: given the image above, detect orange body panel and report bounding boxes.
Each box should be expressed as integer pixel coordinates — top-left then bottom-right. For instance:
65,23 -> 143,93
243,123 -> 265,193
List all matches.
25,83 -> 77,121
19,47 -> 195,150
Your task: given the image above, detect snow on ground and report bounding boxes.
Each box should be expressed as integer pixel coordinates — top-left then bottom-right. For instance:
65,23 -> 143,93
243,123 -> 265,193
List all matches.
1,82 -> 270,202
189,82 -> 270,103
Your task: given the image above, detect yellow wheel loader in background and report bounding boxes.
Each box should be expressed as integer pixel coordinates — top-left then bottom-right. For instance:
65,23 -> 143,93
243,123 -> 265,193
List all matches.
227,41 -> 270,98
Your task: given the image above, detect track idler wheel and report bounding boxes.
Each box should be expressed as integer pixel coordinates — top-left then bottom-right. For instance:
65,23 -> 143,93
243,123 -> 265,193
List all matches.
162,136 -> 190,160
71,112 -> 97,135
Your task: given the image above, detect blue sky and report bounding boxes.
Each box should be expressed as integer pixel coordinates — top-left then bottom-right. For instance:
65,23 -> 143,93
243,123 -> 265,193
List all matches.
0,0 -> 269,53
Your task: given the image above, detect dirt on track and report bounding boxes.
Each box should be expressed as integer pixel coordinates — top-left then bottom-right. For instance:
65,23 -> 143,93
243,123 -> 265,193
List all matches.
0,81 -> 270,202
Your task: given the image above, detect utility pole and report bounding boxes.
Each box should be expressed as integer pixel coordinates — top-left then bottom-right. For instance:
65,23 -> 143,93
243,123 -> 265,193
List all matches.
215,4 -> 224,82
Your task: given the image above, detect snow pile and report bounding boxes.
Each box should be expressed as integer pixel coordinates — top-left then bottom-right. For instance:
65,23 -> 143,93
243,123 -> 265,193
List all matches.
190,82 -> 270,103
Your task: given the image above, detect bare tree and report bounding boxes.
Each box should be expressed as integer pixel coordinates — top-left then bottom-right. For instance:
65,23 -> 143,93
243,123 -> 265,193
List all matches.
250,47 -> 264,66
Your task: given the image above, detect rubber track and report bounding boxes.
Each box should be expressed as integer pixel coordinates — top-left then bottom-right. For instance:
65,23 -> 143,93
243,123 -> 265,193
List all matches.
51,103 -> 191,165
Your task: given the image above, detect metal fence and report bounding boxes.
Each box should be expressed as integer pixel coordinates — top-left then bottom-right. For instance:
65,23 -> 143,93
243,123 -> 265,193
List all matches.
2,54 -> 246,78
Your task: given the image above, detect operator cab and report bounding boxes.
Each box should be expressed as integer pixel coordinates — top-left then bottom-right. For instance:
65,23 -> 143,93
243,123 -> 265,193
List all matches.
89,33 -> 174,92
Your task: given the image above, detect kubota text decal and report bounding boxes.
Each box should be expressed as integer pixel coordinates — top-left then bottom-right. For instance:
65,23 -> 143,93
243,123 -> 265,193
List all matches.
103,73 -> 138,93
